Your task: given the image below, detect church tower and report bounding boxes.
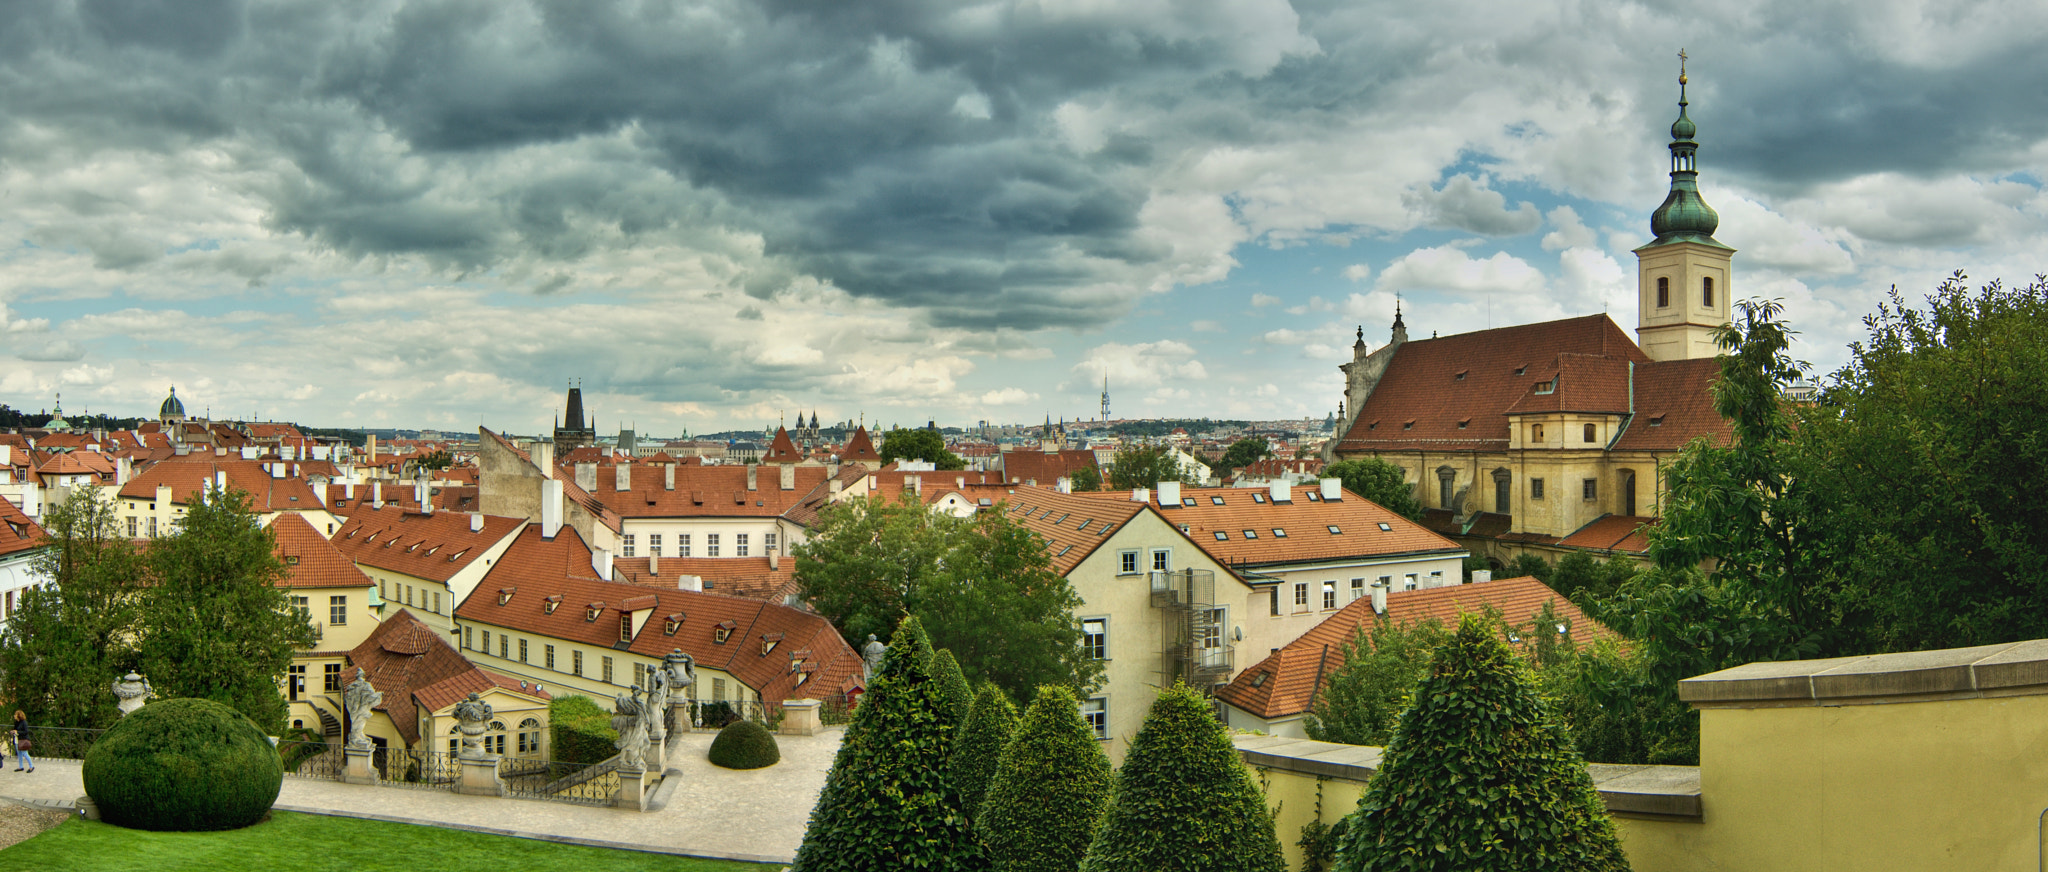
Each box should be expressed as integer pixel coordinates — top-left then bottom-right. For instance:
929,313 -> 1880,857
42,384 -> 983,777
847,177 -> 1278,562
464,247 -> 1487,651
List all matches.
1635,55 -> 1734,362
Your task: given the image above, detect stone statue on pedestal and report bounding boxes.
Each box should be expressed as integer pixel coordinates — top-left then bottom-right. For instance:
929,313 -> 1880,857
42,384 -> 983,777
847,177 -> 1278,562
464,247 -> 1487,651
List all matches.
611,685 -> 649,772
111,672 -> 152,716
453,692 -> 494,760
663,649 -> 696,696
644,665 -> 670,745
342,672 -> 382,750
861,634 -> 887,683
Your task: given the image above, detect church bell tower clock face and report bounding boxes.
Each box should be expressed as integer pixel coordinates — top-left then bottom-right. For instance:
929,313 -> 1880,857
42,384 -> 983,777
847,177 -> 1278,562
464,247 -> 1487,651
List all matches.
1635,52 -> 1734,363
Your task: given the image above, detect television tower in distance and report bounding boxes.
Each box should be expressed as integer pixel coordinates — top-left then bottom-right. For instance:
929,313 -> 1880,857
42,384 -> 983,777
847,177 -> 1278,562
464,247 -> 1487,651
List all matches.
1099,374 -> 1111,422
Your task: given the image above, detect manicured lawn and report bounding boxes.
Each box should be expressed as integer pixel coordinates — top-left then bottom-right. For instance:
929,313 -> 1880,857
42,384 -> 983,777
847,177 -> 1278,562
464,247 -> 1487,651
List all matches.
0,810 -> 771,872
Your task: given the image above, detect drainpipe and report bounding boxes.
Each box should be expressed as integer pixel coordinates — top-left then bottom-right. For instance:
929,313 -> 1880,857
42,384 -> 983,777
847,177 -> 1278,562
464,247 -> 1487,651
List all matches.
1605,360 -> 1636,450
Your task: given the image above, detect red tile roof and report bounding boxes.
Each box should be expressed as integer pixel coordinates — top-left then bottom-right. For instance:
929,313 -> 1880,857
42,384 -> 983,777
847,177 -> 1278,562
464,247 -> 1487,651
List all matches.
1075,484 -> 1462,568
1557,515 -> 1657,554
580,463 -> 836,521
458,526 -> 863,700
345,610 -> 543,746
1001,487 -> 1150,575
1215,576 -> 1616,720
840,427 -> 881,463
1000,450 -> 1098,486
1611,357 -> 1732,451
0,499 -> 47,559
270,513 -> 373,590
763,427 -> 805,464
613,556 -> 799,603
116,456 -> 324,512
330,505 -> 524,583
1336,315 -> 1650,452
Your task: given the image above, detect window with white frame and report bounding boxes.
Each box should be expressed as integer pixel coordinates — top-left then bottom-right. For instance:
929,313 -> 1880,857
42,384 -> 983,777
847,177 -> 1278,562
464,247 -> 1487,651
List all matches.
1081,697 -> 1108,740
1322,581 -> 1337,610
736,533 -> 750,557
1404,573 -> 1418,591
707,534 -> 720,557
678,534 -> 691,557
1083,618 -> 1107,660
330,595 -> 348,626
518,718 -> 542,755
649,534 -> 662,557
1349,578 -> 1366,602
1118,550 -> 1140,575
622,534 -> 636,557
765,531 -> 777,552
1151,549 -> 1171,572
1293,582 -> 1309,613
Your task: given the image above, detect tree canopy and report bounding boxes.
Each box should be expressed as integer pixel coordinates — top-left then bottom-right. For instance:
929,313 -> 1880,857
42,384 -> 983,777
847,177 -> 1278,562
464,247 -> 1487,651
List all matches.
1322,457 -> 1422,520
1304,618 -> 1450,747
1102,445 -> 1197,491
1216,438 -> 1270,474
0,487 -> 143,729
878,428 -> 965,470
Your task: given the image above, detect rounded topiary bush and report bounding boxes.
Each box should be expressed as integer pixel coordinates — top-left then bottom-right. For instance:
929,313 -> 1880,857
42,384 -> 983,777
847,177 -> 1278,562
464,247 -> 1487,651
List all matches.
83,697 -> 283,831
707,718 -> 781,770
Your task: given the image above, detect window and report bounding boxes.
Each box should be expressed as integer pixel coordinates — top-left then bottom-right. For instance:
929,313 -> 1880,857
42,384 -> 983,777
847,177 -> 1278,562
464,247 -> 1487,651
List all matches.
287,665 -> 305,701
1293,582 -> 1309,612
706,533 -> 720,557
1270,587 -> 1281,616
1083,619 -> 1107,660
324,663 -> 342,692
619,613 -> 633,642
1272,528 -> 1287,538
1703,276 -> 1715,307
1327,525 -> 1342,535
1214,531 -> 1228,541
518,639 -> 528,663
330,595 -> 348,626
1584,423 -> 1597,443
1583,478 -> 1598,501
518,719 -> 542,755
482,630 -> 490,653
1253,492 -> 1267,502
432,591 -> 440,614
545,645 -> 556,670
1378,575 -> 1393,595
1531,478 -> 1545,500
711,678 -> 727,701
1210,496 -> 1225,505
1404,573 -> 1418,591
1322,581 -> 1337,610
765,532 -> 777,552
1533,380 -> 1555,395
1119,550 -> 1139,574
1152,549 -> 1171,572
1657,276 -> 1669,308
126,517 -> 136,538
291,595 -> 309,618
602,656 -> 614,684
147,517 -> 157,537
678,534 -> 691,557
622,534 -> 636,557
488,733 -> 506,756
648,534 -> 661,557
501,636 -> 510,659
464,626 -> 473,650
1377,522 -> 1393,532
1349,578 -> 1366,602
736,533 -> 750,557
572,650 -> 583,676
1532,423 -> 1545,442
1242,529 -> 1258,539
1081,697 -> 1108,740
1438,467 -> 1456,508
404,586 -> 412,607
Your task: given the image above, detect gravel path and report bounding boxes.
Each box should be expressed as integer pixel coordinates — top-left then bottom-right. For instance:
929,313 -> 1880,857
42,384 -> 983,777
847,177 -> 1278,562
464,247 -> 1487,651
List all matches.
0,802 -> 71,849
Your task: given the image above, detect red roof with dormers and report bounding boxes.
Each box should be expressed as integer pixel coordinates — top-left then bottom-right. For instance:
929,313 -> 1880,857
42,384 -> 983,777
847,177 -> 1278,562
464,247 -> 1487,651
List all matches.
0,499 -> 47,560
329,504 -> 525,584
457,526 -> 863,701
613,556 -> 800,603
1611,357 -> 1732,451
1000,487 -> 1152,575
117,456 -> 324,512
575,462 -> 837,522
1073,484 -> 1462,568
344,610 -> 547,746
270,513 -> 373,590
1557,514 -> 1658,554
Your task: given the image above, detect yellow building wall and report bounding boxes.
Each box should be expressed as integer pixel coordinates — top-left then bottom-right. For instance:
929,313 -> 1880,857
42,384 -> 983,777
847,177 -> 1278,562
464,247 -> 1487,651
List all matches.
1366,446 -> 1673,544
453,617 -> 756,709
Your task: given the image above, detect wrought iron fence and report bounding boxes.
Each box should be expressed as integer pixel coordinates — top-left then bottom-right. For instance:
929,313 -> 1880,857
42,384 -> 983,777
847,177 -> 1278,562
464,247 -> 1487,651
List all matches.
281,743 -> 343,780
500,757 -> 618,807
18,726 -> 105,761
373,747 -> 461,790
678,698 -> 772,731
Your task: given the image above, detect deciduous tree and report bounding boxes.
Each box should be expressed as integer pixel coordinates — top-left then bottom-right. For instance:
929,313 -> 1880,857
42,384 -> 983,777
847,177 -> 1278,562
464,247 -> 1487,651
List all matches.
1102,445 -> 1195,491
1304,618 -> 1450,747
1322,457 -> 1422,520
879,427 -> 966,470
1217,438 -> 1270,474
0,487 -> 142,729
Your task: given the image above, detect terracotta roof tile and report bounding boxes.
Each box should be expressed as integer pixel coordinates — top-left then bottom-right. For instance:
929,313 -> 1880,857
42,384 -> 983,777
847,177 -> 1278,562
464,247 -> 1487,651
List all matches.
0,499 -> 47,560
1075,484 -> 1462,568
330,505 -> 524,583
1557,514 -> 1658,554
1000,450 -> 1098,486
613,556 -> 800,603
116,456 -> 324,512
579,463 -> 835,521
1612,357 -> 1732,451
763,427 -> 805,464
1002,487 -> 1150,575
345,610 -> 511,745
270,513 -> 372,590
840,427 -> 881,463
1214,576 -> 1616,719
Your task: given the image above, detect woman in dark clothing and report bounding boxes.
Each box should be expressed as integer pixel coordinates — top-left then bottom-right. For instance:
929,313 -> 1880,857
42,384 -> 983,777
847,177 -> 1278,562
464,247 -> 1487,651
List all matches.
12,711 -> 31,773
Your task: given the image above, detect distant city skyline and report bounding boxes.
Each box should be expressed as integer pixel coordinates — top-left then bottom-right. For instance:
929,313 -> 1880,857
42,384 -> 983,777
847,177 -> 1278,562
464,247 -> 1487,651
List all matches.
5,2 -> 2045,433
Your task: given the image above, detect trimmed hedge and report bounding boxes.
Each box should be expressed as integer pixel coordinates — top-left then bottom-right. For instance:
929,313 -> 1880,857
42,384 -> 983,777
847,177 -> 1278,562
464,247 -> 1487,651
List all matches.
948,683 -> 1018,818
82,697 -> 283,831
979,685 -> 1112,872
931,648 -> 972,736
707,719 -> 781,770
1079,684 -> 1285,872
1333,614 -> 1628,872
792,615 -> 983,872
549,695 -> 617,765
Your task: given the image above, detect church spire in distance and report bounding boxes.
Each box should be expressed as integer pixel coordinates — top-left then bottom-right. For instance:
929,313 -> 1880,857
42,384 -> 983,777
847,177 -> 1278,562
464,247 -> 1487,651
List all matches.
1648,49 -> 1726,248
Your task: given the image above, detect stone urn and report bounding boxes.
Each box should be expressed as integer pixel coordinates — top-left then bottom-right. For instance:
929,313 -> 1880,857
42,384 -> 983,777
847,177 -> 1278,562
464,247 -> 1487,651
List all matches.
111,672 -> 152,716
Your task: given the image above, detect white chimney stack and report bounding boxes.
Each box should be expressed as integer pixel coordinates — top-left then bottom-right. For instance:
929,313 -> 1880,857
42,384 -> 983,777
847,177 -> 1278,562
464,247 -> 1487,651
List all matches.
746,465 -> 757,491
1055,476 -> 1072,494
648,553 -> 660,576
1270,480 -> 1291,503
344,482 -> 356,500
371,482 -> 383,508
677,574 -> 703,593
829,479 -> 843,497
215,470 -> 229,492
541,479 -> 563,538
272,462 -> 286,479
593,546 -> 613,582
909,475 -> 922,495
532,441 -> 554,478
469,512 -> 484,533
615,463 -> 631,492
115,455 -> 131,486
769,553 -> 780,571
575,463 -> 596,492
664,464 -> 675,491
1130,487 -> 1150,504
1371,581 -> 1387,616
1472,570 -> 1491,584
1320,478 -> 1342,501
780,463 -> 795,491
1157,481 -> 1181,506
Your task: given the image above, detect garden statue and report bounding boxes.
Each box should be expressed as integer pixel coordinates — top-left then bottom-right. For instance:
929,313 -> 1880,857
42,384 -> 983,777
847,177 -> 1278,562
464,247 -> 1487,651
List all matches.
111,672 -> 153,716
453,692 -> 494,760
612,685 -> 650,771
342,672 -> 382,750
644,664 -> 670,745
861,634 -> 887,683
663,648 -> 696,696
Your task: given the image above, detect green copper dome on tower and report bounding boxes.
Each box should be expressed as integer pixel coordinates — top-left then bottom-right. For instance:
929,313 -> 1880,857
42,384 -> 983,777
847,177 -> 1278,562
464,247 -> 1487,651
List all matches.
1646,60 -> 1729,249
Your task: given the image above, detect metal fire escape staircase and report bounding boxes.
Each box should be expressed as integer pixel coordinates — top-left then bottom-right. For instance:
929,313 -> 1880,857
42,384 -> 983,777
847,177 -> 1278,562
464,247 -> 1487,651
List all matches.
1150,568 -> 1234,688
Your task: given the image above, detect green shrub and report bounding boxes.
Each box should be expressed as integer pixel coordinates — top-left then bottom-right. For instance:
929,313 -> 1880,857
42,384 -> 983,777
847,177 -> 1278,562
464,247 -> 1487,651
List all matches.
979,685 -> 1112,872
276,726 -> 328,771
549,695 -> 617,765
1304,618 -> 1451,747
1080,683 -> 1284,872
792,615 -> 983,872
696,700 -> 740,728
82,697 -> 283,831
1333,614 -> 1627,872
931,648 -> 972,736
707,719 -> 781,770
949,683 -> 1018,818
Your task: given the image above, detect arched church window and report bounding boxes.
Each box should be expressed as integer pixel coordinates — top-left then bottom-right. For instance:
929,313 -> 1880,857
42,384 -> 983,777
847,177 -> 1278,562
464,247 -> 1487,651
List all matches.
1703,276 -> 1714,307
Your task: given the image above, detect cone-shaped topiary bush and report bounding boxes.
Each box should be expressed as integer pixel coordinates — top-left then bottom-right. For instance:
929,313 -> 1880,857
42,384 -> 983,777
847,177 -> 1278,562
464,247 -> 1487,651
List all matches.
792,616 -> 985,872
1333,613 -> 1628,872
932,648 -> 973,736
83,697 -> 283,831
979,685 -> 1113,872
707,718 -> 781,770
949,683 -> 1018,819
1079,683 -> 1285,872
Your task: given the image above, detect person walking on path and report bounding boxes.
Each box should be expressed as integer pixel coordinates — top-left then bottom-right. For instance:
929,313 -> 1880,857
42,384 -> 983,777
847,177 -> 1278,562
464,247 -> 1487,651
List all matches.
12,711 -> 32,773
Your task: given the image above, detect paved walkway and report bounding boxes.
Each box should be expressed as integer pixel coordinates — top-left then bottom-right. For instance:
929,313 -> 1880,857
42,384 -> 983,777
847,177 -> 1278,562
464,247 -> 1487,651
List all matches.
0,727 -> 841,867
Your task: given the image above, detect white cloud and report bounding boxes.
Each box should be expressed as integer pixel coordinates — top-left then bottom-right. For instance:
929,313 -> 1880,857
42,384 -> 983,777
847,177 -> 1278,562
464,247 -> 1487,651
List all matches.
1376,247 -> 1548,297
979,387 -> 1038,405
1075,340 -> 1208,388
1250,293 -> 1283,307
1341,264 -> 1372,282
1405,174 -> 1543,236
1541,206 -> 1598,252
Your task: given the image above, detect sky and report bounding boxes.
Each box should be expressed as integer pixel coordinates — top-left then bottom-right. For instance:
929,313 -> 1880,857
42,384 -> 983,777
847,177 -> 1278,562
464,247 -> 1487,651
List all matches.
3,0 -> 2046,437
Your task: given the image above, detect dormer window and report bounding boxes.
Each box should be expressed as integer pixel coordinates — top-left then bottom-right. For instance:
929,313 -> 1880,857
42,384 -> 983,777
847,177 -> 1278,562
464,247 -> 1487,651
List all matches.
619,613 -> 633,641
1454,370 -> 1467,381
543,595 -> 561,615
761,633 -> 783,656
448,548 -> 467,562
1367,421 -> 1377,430
1649,415 -> 1666,427
714,621 -> 736,644
1515,365 -> 1527,376
1457,419 -> 1470,429
789,650 -> 809,673
585,603 -> 605,621
285,555 -> 300,565
498,587 -> 516,606
1534,380 -> 1556,395
664,614 -> 684,635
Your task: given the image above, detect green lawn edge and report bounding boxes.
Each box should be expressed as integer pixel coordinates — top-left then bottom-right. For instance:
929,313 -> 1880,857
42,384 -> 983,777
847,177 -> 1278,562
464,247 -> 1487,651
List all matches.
0,809 -> 773,872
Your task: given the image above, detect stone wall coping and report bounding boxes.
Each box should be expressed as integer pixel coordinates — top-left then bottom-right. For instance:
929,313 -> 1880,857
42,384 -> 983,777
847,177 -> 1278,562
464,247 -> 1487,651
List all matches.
1232,734 -> 1701,821
1678,639 -> 2048,708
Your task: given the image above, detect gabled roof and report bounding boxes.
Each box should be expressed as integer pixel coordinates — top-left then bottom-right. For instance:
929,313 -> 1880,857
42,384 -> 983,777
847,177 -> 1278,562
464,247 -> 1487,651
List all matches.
1336,315 -> 1651,452
577,463 -> 835,520
1611,357 -> 1732,451
1079,484 -> 1462,569
330,505 -> 524,583
0,499 -> 47,560
763,427 -> 805,464
840,427 -> 881,463
1000,449 -> 1099,486
270,513 -> 372,589
613,556 -> 798,603
1214,576 -> 1616,720
116,456 -> 324,512
1002,486 -> 1149,575
1557,514 -> 1657,554
345,610 -> 544,746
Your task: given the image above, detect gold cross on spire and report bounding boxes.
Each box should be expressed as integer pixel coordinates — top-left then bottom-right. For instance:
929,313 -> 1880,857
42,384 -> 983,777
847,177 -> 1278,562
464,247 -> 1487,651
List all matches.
1678,48 -> 1688,83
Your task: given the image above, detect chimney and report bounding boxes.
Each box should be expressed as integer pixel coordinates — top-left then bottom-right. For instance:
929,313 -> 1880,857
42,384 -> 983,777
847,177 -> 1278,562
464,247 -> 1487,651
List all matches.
779,463 -> 795,491
956,476 -> 966,489
827,460 -> 839,478
1270,480 -> 1291,503
664,464 -> 675,491
1055,476 -> 1071,494
366,434 -> 378,460
575,462 -> 596,492
156,483 -> 174,509
215,470 -> 229,492
1472,570 -> 1491,584
592,546 -> 613,582
115,455 -> 131,486
615,463 -> 631,492
1157,481 -> 1181,506
1130,487 -> 1150,504
909,475 -> 922,496
746,465 -> 758,491
241,446 -> 259,460
270,462 -> 285,479
415,481 -> 427,509
344,482 -> 355,500
0,445 -> 9,466
769,553 -> 780,571
1371,580 -> 1388,616
469,512 -> 484,533
371,482 -> 383,508
541,479 -> 563,538
1320,477 -> 1342,501
532,441 -> 554,478
828,478 -> 843,497
648,553 -> 660,576
677,574 -> 703,593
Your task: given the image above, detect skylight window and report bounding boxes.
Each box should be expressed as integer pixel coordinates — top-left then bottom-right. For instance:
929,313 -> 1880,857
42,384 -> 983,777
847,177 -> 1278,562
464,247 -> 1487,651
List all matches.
1182,498 -> 1195,507
1327,525 -> 1342,535
1272,528 -> 1287,538
1454,370 -> 1467,381
1252,493 -> 1266,504
1214,531 -> 1228,541
1515,365 -> 1527,375
1403,421 -> 1415,430
1242,530 -> 1258,539
1378,522 -> 1393,532
1210,496 -> 1225,505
